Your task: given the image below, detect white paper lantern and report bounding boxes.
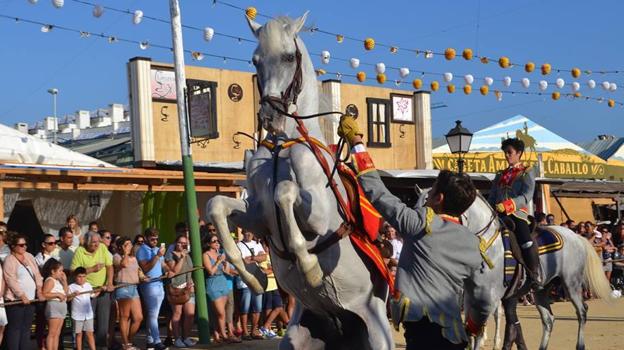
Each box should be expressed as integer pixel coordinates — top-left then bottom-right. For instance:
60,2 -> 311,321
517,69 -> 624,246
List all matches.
587,79 -> 596,89
443,72 -> 453,82
52,0 -> 64,9
556,78 -> 565,89
399,68 -> 410,78
521,78 -> 530,89
40,24 -> 52,33
539,80 -> 548,91
93,5 -> 104,18
139,41 -> 149,50
464,74 -> 474,85
28,0 -> 38,4
495,91 -> 503,102
571,82 -> 580,92
609,83 -> 617,92
602,81 -> 610,90
133,10 -> 143,25
321,51 -> 330,64
203,27 -> 214,42
424,50 -> 434,59
484,77 -> 494,86
376,63 -> 386,74
503,76 -> 512,87
349,58 -> 360,69
192,51 -> 204,61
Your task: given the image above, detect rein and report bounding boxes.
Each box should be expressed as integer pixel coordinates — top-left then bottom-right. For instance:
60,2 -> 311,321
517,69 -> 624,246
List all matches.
256,36 -> 355,261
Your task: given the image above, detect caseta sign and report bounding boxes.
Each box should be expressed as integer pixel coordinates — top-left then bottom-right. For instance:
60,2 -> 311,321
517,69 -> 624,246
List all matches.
433,151 -> 608,179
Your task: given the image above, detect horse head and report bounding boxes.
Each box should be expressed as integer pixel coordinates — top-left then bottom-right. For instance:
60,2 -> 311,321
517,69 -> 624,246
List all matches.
247,12 -> 321,139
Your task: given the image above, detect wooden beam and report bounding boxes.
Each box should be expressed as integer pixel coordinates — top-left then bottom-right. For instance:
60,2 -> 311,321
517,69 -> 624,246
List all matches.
0,181 -> 240,193
0,185 -> 4,222
0,167 -> 245,181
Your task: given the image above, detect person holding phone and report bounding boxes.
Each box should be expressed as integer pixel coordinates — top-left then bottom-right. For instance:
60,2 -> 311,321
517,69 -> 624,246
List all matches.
137,228 -> 172,350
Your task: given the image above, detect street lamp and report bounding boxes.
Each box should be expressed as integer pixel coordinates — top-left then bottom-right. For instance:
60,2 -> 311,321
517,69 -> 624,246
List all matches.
445,120 -> 473,174
47,88 -> 59,143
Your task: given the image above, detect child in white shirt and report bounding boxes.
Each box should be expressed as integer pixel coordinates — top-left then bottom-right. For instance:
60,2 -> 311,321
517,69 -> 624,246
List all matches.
68,267 -> 99,350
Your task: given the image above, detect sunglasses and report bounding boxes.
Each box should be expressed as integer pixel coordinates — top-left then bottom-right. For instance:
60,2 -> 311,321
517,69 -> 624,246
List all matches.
16,243 -> 27,247
103,236 -> 111,240
136,240 -> 145,244
210,240 -> 219,244
149,236 -> 159,241
44,241 -> 57,246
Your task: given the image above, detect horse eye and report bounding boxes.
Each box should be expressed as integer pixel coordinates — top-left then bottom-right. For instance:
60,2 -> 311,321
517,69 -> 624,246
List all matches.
282,53 -> 295,63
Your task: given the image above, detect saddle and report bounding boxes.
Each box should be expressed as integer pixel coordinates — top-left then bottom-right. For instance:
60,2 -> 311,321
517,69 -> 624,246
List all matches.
502,224 -> 564,298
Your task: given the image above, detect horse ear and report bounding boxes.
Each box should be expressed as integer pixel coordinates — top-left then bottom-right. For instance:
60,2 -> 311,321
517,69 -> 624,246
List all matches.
291,11 -> 309,34
246,15 -> 262,38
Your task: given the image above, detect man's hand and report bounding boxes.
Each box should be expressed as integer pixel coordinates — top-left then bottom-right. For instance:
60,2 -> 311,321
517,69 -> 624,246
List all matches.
90,263 -> 104,273
21,294 -> 30,305
337,115 -> 362,145
495,203 -> 506,213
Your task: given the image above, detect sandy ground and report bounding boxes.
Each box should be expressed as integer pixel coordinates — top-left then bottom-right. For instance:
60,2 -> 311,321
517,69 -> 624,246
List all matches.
46,298 -> 622,349
196,298 -> 624,349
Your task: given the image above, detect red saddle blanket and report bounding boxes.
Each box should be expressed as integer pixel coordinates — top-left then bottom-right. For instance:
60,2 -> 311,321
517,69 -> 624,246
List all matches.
337,163 -> 396,295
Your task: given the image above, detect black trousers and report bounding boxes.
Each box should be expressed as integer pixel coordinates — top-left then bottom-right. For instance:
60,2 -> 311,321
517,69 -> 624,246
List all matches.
91,291 -> 112,347
5,304 -> 35,350
510,215 -> 531,246
404,319 -> 467,350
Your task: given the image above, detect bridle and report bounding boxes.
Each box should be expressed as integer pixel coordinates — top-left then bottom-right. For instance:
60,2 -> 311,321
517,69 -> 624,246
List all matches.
254,36 -> 354,261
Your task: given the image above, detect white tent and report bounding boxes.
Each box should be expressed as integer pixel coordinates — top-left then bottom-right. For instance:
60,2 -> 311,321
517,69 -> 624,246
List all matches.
0,123 -> 115,168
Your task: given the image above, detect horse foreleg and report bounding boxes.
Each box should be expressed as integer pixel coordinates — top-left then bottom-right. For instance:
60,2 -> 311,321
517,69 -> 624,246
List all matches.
564,283 -> 588,350
275,180 -> 323,288
280,303 -> 327,350
493,302 -> 503,350
534,288 -> 555,350
206,195 -> 265,293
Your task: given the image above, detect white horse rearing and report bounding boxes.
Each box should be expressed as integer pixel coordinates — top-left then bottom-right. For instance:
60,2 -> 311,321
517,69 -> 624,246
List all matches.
206,13 -> 393,350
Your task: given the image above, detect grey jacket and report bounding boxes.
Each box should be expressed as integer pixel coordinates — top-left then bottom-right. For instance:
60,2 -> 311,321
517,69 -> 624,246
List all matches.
488,164 -> 536,222
358,169 -> 482,344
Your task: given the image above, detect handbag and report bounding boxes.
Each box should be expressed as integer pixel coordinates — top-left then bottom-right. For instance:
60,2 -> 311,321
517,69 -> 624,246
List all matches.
166,283 -> 191,305
240,241 -> 269,291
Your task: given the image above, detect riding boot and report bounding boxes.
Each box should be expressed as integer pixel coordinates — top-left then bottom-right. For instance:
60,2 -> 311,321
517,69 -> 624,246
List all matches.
501,322 -> 517,350
521,241 -> 542,288
514,323 -> 529,350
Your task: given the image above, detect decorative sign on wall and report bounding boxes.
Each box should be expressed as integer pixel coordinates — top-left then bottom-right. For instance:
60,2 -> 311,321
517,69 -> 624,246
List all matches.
150,69 -> 177,101
390,93 -> 413,123
227,83 -> 243,102
187,79 -> 219,139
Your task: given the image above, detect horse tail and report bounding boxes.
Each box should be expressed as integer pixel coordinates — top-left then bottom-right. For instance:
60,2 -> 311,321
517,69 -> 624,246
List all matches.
579,236 -> 615,303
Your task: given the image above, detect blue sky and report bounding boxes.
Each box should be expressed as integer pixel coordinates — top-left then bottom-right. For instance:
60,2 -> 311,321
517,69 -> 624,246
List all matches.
1,0 -> 622,142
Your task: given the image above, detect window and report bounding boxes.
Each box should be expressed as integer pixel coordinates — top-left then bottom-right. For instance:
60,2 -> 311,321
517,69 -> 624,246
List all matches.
186,79 -> 218,139
366,98 -> 391,148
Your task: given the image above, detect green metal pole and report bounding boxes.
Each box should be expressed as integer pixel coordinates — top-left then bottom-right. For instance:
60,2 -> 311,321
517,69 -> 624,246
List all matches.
168,0 -> 210,344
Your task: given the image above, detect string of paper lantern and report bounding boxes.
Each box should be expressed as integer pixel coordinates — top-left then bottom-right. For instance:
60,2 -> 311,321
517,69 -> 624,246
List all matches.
210,0 -> 624,76
63,0 -> 256,43
2,12 -> 621,109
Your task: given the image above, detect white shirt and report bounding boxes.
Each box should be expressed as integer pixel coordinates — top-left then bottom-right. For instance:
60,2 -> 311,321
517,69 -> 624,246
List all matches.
68,282 -> 94,320
34,252 -> 59,268
390,239 -> 403,261
17,264 -> 37,300
236,240 -> 265,289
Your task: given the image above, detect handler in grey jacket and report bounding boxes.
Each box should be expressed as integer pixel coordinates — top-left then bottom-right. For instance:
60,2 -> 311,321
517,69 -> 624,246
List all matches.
338,116 -> 483,350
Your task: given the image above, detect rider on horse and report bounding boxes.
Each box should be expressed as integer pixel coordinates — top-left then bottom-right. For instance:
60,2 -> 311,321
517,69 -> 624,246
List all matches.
338,116 -> 483,350
489,138 -> 540,286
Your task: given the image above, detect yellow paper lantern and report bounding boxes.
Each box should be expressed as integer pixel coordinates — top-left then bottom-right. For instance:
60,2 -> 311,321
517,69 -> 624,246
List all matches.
541,63 -> 552,75
462,48 -> 473,60
447,84 -> 456,93
463,85 -> 472,94
431,81 -> 440,91
356,71 -> 366,82
571,67 -> 581,78
608,99 -> 615,108
444,48 -> 456,60
480,57 -> 489,64
376,73 -> 386,84
551,91 -> 560,100
525,62 -> 535,73
245,7 -> 257,20
498,56 -> 511,68
390,46 -> 398,54
574,92 -> 582,98
336,35 -> 344,43
480,85 -> 489,95
364,38 -> 375,51
412,79 -> 423,90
